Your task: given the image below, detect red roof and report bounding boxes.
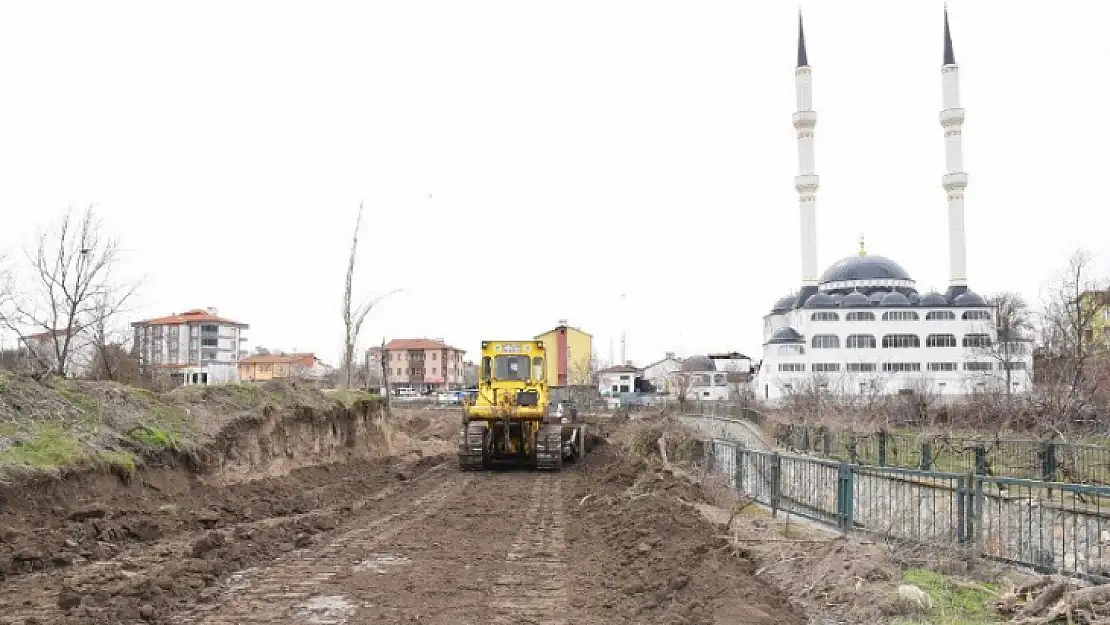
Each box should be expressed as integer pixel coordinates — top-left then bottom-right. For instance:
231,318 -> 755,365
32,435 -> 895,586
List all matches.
385,338 -> 463,352
132,308 -> 248,328
25,329 -> 71,341
600,365 -> 640,374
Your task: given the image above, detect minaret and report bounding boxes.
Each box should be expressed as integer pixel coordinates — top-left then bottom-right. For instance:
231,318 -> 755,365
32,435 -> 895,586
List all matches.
941,6 -> 969,300
793,11 -> 820,308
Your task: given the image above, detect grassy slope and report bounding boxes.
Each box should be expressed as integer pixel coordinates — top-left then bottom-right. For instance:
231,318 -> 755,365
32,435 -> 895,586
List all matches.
0,369 -> 379,481
893,569 -> 1002,625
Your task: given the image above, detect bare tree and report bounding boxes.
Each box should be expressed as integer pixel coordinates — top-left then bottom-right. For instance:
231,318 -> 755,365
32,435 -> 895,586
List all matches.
0,206 -> 139,377
968,291 -> 1035,401
340,202 -> 400,389
1031,249 -> 1109,436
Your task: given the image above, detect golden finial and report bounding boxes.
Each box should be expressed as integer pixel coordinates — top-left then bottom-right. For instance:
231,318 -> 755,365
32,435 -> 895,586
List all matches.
858,234 -> 867,256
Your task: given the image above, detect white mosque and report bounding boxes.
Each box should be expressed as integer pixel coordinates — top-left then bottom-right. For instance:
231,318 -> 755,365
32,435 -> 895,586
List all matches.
757,9 -> 1034,403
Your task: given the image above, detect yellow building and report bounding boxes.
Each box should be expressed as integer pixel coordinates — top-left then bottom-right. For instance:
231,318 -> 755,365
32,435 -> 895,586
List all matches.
534,320 -> 593,387
1081,291 -> 1110,347
238,353 -> 316,382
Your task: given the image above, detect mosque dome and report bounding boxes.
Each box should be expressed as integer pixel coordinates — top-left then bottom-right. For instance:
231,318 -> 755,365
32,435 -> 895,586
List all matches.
881,292 -> 912,307
919,292 -> 949,307
803,293 -> 837,309
771,293 -> 797,314
767,327 -> 805,344
953,290 -> 987,307
840,292 -> 871,308
820,255 -> 913,283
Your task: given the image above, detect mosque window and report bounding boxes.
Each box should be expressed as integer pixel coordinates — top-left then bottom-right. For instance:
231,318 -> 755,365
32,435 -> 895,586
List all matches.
962,333 -> 992,348
962,310 -> 991,321
777,345 -> 806,356
846,311 -> 875,321
882,334 -> 920,348
927,311 -> 956,320
778,363 -> 805,372
882,362 -> 921,372
964,362 -> 993,371
811,363 -> 840,372
928,362 -> 958,371
846,363 -> 876,372
882,311 -> 920,321
811,312 -> 839,321
811,334 -> 840,349
926,333 -> 957,348
846,334 -> 876,349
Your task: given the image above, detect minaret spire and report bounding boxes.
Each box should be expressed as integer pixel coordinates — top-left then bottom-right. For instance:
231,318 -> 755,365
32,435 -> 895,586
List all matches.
793,9 -> 819,307
940,6 -> 968,300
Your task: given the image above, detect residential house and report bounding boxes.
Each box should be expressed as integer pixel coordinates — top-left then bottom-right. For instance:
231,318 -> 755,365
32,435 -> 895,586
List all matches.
535,320 -> 593,388
669,355 -> 731,401
238,352 -> 329,383
131,307 -> 248,385
598,364 -> 642,397
641,352 -> 683,393
379,338 -> 467,393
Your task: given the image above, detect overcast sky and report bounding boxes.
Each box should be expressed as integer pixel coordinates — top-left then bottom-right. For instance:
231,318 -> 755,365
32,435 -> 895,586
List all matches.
1,1 -> 1107,366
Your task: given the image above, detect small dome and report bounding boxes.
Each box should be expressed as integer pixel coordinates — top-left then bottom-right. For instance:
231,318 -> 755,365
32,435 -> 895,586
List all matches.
681,355 -> 716,371
868,290 -> 889,305
841,292 -> 871,308
830,293 -> 846,305
767,327 -> 805,344
919,292 -> 949,307
820,255 -> 913,283
907,292 -> 921,305
953,290 -> 987,307
804,293 -> 837,309
771,293 -> 796,314
881,292 -> 911,307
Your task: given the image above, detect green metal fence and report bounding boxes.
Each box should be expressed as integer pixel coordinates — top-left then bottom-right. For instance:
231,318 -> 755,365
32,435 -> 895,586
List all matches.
774,425 -> 1110,486
707,437 -> 1110,581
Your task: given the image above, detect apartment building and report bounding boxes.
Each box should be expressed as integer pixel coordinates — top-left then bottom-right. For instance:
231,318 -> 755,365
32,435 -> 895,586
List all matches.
19,328 -> 93,378
131,307 -> 248,385
368,338 -> 467,393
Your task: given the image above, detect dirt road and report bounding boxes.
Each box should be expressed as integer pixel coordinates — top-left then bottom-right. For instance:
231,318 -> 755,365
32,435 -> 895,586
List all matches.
1,439 -> 803,625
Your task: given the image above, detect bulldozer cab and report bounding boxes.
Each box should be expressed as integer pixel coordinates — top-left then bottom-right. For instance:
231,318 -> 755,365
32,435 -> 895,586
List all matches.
465,340 -> 548,418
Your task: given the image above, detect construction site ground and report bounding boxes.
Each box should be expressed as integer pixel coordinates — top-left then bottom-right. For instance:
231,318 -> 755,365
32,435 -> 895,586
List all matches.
0,386 -> 805,625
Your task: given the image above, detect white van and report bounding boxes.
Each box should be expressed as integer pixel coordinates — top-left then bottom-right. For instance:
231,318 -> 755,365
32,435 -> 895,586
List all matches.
396,387 -> 417,398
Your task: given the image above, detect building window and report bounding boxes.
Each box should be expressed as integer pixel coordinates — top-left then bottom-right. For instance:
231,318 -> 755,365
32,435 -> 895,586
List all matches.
811,334 -> 839,349
927,362 -> 957,371
846,334 -> 876,349
926,333 -> 957,348
432,352 -> 437,360
926,310 -> 956,320
882,334 -> 920,348
811,312 -> 839,321
201,338 -> 218,347
1004,361 -> 1027,371
777,345 -> 805,356
619,385 -> 630,393
883,362 -> 921,372
432,367 -> 436,374
962,310 -> 991,321
846,362 -> 876,372
964,362 -> 993,371
811,363 -> 840,372
201,324 -> 218,333
619,375 -> 630,381
882,311 -> 920,321
846,311 -> 875,321
963,334 -> 992,348
777,363 -> 805,372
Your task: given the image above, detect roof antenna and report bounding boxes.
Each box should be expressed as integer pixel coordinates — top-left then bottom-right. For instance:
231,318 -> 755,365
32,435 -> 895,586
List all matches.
858,234 -> 867,256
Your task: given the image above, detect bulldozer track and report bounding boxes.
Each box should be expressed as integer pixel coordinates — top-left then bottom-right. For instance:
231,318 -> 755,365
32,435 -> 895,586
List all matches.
488,476 -> 570,625
459,420 -> 486,469
535,424 -> 563,471
170,472 -> 472,624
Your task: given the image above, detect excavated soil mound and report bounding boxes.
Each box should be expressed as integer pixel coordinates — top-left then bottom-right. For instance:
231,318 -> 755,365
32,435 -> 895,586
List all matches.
566,440 -> 806,625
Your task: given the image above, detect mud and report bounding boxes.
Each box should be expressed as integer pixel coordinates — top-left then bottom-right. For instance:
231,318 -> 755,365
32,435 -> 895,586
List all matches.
1,411 -> 808,625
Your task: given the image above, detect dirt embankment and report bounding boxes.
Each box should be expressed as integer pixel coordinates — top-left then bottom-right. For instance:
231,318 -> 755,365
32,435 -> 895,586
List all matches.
0,372 -> 457,624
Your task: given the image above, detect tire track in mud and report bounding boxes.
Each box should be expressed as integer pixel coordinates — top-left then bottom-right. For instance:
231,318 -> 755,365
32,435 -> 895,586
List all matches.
488,475 -> 570,625
0,463 -> 450,625
170,470 -> 472,625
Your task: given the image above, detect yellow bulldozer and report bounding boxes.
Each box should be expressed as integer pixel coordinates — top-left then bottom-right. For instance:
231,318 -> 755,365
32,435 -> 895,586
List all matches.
458,339 -> 588,471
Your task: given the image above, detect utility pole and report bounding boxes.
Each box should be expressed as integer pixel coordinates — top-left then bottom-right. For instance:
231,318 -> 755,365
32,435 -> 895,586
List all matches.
620,292 -> 627,365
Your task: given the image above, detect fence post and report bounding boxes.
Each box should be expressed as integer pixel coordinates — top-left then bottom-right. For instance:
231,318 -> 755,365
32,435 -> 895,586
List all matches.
837,461 -> 854,533
823,427 -> 832,458
956,474 -> 968,544
974,444 -> 987,475
801,426 -> 811,453
972,472 -> 983,544
733,445 -> 744,493
921,441 -> 933,470
878,430 -> 888,467
1041,441 -> 1057,482
848,437 -> 859,465
770,452 -> 781,519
